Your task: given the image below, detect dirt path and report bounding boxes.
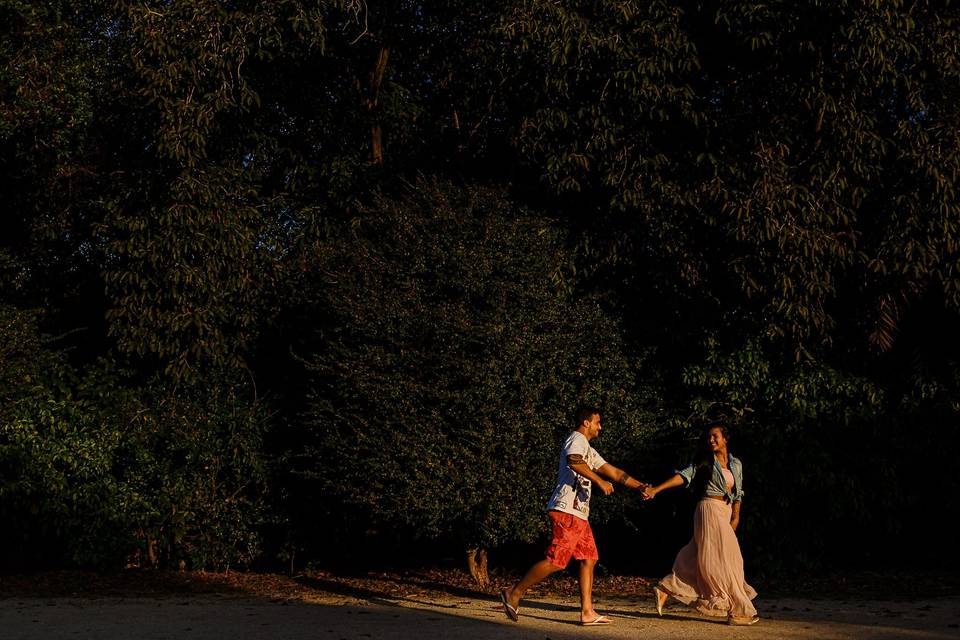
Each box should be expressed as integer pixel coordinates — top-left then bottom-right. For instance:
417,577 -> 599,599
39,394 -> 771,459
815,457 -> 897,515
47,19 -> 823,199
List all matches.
3,592 -> 959,639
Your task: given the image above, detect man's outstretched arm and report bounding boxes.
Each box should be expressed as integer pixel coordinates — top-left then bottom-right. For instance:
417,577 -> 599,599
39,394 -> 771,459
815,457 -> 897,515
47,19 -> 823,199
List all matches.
596,463 -> 648,491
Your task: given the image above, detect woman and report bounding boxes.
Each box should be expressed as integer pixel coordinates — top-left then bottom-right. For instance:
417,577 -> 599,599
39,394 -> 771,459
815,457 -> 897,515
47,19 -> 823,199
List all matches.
643,424 -> 759,625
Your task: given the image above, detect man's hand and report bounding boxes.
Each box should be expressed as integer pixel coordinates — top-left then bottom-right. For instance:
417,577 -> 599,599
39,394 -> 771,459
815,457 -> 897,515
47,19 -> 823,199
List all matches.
597,479 -> 614,496
641,486 -> 657,501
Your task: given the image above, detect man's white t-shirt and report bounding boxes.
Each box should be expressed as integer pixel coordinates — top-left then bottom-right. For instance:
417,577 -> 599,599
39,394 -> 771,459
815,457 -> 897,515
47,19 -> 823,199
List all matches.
545,431 -> 607,521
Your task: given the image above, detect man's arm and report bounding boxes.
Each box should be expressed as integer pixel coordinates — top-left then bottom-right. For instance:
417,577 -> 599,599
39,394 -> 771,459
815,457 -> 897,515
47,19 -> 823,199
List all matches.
567,455 -> 614,495
596,463 -> 648,491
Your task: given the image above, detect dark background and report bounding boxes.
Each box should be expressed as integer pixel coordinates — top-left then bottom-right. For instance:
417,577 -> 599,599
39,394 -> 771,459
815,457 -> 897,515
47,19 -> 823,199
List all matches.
2,0 -> 958,581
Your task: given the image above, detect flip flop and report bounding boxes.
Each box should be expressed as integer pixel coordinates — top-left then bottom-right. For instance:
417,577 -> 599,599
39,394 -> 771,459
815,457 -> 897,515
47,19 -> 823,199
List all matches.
500,588 -> 519,622
581,615 -> 612,626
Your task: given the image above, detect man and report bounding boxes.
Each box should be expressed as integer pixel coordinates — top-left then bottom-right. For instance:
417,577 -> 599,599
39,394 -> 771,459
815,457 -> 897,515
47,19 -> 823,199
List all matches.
501,406 -> 648,626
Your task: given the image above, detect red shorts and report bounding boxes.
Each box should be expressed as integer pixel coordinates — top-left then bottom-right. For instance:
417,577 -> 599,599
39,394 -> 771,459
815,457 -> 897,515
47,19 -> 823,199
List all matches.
544,510 -> 599,568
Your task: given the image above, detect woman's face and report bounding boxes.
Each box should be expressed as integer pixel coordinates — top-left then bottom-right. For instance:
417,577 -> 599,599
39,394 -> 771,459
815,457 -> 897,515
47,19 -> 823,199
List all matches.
707,427 -> 727,453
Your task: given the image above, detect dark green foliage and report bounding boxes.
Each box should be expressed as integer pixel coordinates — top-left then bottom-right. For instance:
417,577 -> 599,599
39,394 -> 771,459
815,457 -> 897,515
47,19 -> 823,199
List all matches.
681,331 -> 960,572
0,372 -> 269,569
500,0 -> 960,571
295,179 -> 659,550
100,1 -> 337,379
2,0 -> 959,575
0,307 -> 268,569
682,338 -> 885,565
508,0 -> 960,347
0,305 -> 65,415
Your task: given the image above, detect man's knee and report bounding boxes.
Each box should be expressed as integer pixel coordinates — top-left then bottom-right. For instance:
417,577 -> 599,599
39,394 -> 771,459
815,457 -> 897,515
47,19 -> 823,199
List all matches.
534,558 -> 565,575
544,559 -> 566,574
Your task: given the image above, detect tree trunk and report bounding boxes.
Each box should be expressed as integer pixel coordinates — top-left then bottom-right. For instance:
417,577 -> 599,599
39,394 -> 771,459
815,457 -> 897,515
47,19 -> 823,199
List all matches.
367,46 -> 389,165
146,537 -> 158,567
370,122 -> 383,166
466,547 -> 490,590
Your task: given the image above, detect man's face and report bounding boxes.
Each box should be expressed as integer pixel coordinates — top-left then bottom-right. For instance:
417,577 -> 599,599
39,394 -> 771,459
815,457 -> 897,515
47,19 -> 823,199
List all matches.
583,413 -> 602,440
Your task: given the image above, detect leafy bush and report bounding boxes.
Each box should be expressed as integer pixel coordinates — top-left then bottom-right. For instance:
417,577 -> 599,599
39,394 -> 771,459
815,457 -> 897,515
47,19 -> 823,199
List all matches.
293,178 -> 661,556
679,335 -> 958,573
0,307 -> 269,569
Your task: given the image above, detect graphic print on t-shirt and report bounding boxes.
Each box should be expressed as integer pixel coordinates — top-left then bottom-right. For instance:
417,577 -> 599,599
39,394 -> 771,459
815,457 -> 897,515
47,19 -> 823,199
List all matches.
573,475 -> 591,512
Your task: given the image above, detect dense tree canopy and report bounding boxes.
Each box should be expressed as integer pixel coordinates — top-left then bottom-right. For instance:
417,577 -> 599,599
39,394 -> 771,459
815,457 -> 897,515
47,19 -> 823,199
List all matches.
294,179 -> 657,553
1,0 -> 958,577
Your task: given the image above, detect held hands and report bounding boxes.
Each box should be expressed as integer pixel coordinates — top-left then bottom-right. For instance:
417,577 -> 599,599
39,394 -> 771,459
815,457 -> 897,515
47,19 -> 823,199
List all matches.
626,480 -> 655,501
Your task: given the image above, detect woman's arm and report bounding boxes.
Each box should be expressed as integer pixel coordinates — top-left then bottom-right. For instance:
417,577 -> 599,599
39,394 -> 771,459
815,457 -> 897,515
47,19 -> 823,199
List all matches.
730,500 -> 741,531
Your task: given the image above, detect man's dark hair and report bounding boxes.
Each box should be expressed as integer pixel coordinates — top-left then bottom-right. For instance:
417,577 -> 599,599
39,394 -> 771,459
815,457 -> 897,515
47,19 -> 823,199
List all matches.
574,406 -> 601,428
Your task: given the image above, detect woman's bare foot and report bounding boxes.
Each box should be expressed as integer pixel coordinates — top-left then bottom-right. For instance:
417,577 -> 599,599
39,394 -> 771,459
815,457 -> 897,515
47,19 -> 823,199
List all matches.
654,585 -> 668,616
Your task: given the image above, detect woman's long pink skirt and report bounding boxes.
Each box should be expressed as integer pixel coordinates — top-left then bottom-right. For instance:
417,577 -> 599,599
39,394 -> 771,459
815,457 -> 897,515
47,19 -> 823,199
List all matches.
659,498 -> 758,618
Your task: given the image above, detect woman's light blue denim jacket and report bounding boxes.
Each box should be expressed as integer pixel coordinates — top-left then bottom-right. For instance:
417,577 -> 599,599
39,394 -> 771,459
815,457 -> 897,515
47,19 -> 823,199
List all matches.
676,455 -> 744,503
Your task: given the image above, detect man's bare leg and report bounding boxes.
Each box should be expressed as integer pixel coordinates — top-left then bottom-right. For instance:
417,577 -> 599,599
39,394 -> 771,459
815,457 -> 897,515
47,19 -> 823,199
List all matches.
504,559 -> 563,611
578,558 -> 602,623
